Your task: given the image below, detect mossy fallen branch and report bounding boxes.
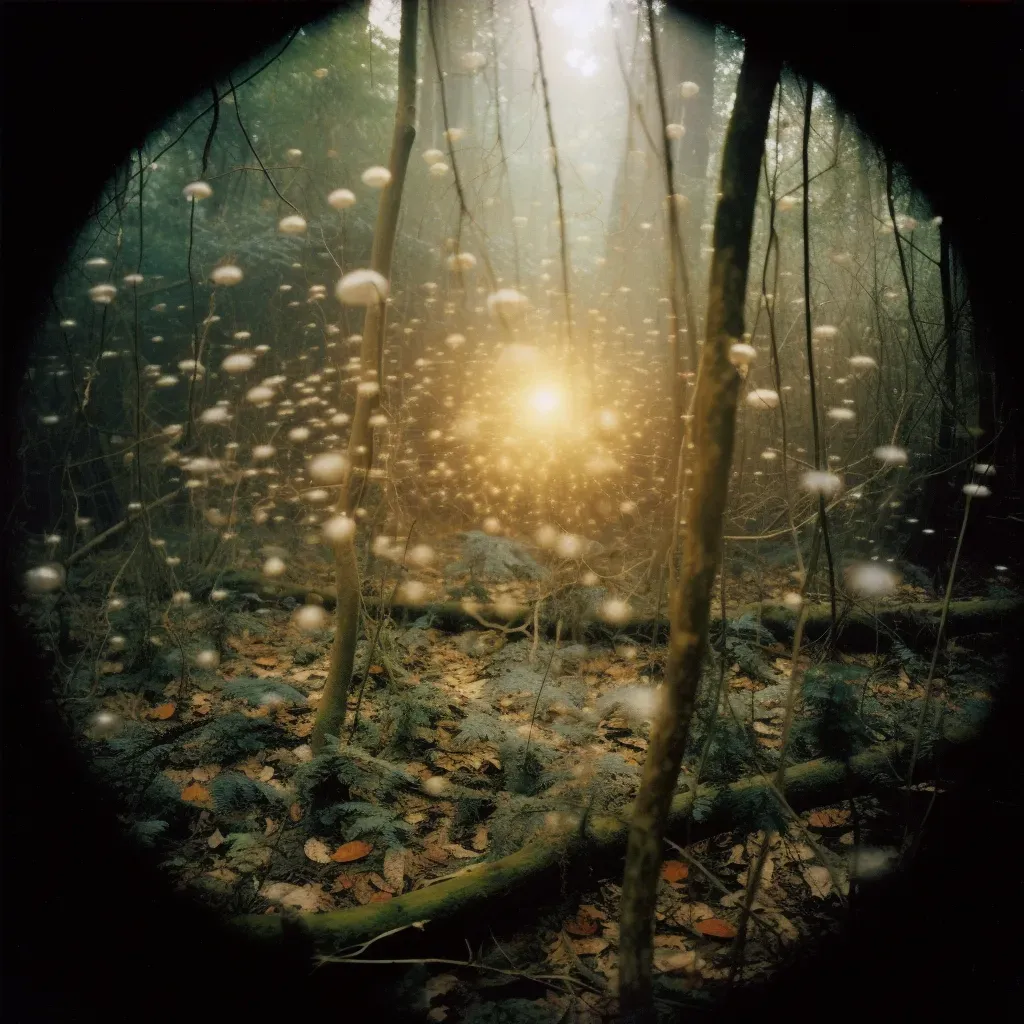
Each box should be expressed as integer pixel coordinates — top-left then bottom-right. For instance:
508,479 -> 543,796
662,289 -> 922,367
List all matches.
229,727 -> 973,953
211,571 -> 1020,652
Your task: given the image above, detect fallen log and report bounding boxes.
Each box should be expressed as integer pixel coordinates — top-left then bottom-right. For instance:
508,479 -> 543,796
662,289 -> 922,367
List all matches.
229,727 -> 973,953
211,571 -> 1020,652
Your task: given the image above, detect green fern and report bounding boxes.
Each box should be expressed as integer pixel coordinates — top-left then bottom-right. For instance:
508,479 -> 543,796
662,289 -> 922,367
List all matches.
190,712 -> 287,763
292,747 -> 415,818
716,784 -> 788,835
330,800 -> 413,849
210,772 -> 287,813
221,678 -> 307,708
455,711 -> 510,747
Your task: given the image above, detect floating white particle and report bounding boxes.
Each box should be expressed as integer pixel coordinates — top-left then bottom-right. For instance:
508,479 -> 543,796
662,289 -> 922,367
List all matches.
846,563 -> 899,597
556,533 -> 583,559
182,181 -> 213,201
200,405 -> 231,425
322,515 -> 356,544
288,426 -> 311,443
460,50 -> 487,72
327,188 -> 356,210
398,580 -> 429,605
422,148 -> 445,166
194,649 -> 220,669
486,288 -> 528,322
171,590 -> 191,606
782,591 -> 803,611
309,451 -> 349,484
848,355 -> 878,371
827,407 -> 856,422
210,264 -> 243,286
123,273 -> 144,286
482,517 -> 501,535
599,598 -> 632,625
812,324 -> 839,341
423,776 -> 447,796
447,252 -> 477,272
246,385 -> 275,405
406,544 -> 435,568
177,359 -> 205,378
428,161 -> 450,178
665,122 -> 686,140
221,352 -> 256,374
88,283 -> 117,304
293,604 -> 329,631
262,556 -> 286,578
336,269 -> 389,305
361,165 -> 392,189
85,257 -> 110,268
973,463 -> 996,476
746,388 -> 780,410
962,483 -> 991,498
873,445 -> 908,466
800,470 -> 842,496
443,127 -> 466,143
24,563 -> 65,594
278,214 -> 307,235
729,342 -> 757,366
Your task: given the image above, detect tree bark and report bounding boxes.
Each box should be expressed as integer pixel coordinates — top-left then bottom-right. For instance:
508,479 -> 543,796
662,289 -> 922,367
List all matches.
617,45 -> 781,1020
311,0 -> 418,756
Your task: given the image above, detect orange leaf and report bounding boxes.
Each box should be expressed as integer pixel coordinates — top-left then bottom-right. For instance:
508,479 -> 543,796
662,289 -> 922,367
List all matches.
289,802 -> 303,822
368,891 -> 393,902
151,702 -> 176,720
807,807 -> 851,828
181,782 -> 211,805
695,918 -> 737,939
368,664 -> 385,675
254,656 -> 278,667
331,840 -> 373,863
564,910 -> 600,937
661,860 -> 689,883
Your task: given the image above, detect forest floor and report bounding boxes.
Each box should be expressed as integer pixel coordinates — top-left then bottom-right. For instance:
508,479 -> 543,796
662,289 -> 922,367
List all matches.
64,529 -> 1011,1021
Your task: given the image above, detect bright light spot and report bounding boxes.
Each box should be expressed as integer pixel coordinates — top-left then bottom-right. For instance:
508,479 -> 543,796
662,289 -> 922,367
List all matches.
528,386 -> 562,416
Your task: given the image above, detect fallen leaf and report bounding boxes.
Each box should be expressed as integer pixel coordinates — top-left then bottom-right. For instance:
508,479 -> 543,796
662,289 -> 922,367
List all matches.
383,849 -> 406,891
579,904 -> 607,921
695,918 -> 737,939
368,664 -> 384,675
471,825 -> 489,851
191,764 -> 221,783
259,765 -> 275,782
207,829 -> 226,849
151,702 -> 176,720
289,802 -> 303,822
254,656 -> 278,668
332,840 -> 373,863
653,948 -> 697,972
260,881 -> 330,912
404,811 -> 427,825
304,838 -> 333,864
802,864 -> 833,899
425,974 -> 459,1001
662,860 -> 689,883
264,817 -> 279,837
564,908 -> 601,937
445,843 -> 480,860
205,867 -> 238,883
727,844 -> 746,866
807,807 -> 850,828
570,936 -> 609,956
427,1009 -> 448,1022
331,873 -> 355,893
181,782 -> 211,805
368,891 -> 393,903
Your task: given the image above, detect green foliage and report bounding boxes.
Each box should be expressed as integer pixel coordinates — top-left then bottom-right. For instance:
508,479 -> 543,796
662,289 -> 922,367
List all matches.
140,773 -> 187,822
376,681 -> 450,754
715,784 -> 789,835
498,738 -> 556,796
95,724 -> 177,798
697,715 -> 754,784
291,644 -> 321,666
210,771 -> 286,813
461,999 -> 560,1024
292,747 -> 414,826
191,712 -> 287,762
325,800 -> 413,849
455,710 -> 510,746
447,531 -> 547,583
798,663 -> 872,762
221,677 -> 306,708
129,819 -> 169,847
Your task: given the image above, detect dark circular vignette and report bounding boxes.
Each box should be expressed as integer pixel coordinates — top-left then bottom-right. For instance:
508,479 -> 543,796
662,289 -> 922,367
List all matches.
2,2 -> 1021,1020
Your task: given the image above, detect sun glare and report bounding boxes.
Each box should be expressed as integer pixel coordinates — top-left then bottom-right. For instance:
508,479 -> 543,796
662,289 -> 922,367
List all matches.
527,385 -> 563,417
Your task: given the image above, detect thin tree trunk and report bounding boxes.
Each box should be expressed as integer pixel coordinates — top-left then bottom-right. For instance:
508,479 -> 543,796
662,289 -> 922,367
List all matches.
937,221 -> 957,454
311,0 -> 419,756
617,45 -> 781,1020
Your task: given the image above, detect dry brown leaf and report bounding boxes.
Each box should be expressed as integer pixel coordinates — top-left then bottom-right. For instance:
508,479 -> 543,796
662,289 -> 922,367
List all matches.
259,765 -> 275,782
264,817 -> 279,837
471,825 -> 489,851
289,802 -> 303,822
293,719 -> 314,738
331,873 -> 355,893
405,811 -> 428,825
727,843 -> 746,866
206,867 -> 238,883
653,948 -> 697,973
424,974 -> 459,1001
427,1008 -> 448,1022
807,807 -> 851,828
570,936 -> 609,956
304,838 -> 333,864
445,843 -> 481,860
661,860 -> 689,883
653,934 -> 689,950
150,702 -> 176,720
207,829 -> 226,849
802,864 -> 833,899
260,881 -> 330,912
383,849 -> 406,892
181,782 -> 212,805
673,902 -> 715,929
254,656 -> 278,668
564,907 -> 601,936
